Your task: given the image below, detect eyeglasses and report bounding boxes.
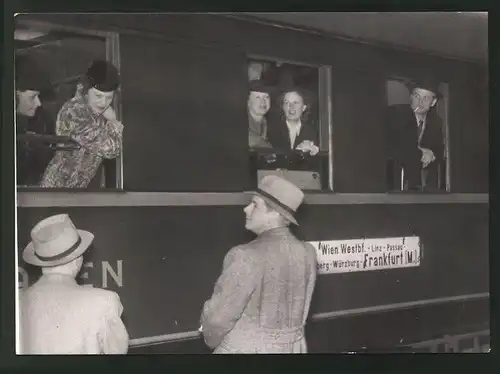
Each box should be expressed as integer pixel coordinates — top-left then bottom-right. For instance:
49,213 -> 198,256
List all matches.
412,92 -> 435,103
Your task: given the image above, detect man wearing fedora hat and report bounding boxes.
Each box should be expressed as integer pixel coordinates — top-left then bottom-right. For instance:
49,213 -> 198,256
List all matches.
200,175 -> 317,353
40,59 -> 123,188
18,214 -> 129,354
386,78 -> 445,190
248,80 -> 274,149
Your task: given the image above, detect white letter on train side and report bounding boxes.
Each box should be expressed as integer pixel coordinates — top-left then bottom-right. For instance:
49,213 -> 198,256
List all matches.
102,260 -> 123,288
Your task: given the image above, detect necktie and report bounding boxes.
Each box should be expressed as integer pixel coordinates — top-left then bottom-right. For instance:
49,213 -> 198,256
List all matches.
417,120 -> 424,143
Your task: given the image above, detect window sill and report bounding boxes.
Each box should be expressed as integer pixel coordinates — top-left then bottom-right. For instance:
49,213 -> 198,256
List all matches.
17,187 -> 125,193
16,191 -> 488,208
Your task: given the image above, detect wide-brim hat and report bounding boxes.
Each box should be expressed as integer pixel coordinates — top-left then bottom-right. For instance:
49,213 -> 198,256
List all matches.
251,175 -> 304,225
22,214 -> 94,267
406,78 -> 443,99
249,79 -> 275,95
85,59 -> 120,92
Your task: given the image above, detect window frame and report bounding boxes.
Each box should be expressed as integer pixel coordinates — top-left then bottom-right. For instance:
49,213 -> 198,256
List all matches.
14,19 -> 123,191
385,75 -> 451,193
247,54 -> 334,191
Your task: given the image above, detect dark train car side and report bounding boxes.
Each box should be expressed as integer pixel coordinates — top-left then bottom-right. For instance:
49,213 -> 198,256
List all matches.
17,201 -> 489,353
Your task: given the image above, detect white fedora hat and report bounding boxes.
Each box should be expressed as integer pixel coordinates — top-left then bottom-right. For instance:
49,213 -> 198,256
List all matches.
252,175 -> 304,225
22,214 -> 94,267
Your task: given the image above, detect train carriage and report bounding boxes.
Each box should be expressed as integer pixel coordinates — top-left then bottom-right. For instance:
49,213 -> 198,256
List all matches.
14,13 -> 489,353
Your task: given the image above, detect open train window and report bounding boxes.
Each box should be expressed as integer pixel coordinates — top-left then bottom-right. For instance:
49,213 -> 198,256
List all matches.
247,57 -> 332,191
385,77 -> 450,192
15,19 -> 122,190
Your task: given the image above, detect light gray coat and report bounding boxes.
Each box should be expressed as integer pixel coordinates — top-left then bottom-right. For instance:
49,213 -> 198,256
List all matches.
201,227 -> 317,353
19,273 -> 129,354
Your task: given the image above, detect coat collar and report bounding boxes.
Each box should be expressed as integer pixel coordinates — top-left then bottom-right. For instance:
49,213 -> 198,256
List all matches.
38,273 -> 78,286
258,226 -> 292,239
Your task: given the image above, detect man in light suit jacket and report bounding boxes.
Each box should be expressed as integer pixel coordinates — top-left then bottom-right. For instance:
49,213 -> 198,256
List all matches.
18,214 -> 129,354
200,175 -> 317,353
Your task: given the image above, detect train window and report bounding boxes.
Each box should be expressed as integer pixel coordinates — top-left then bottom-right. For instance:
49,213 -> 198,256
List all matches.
15,21 -> 122,190
247,57 -> 332,191
385,77 -> 449,192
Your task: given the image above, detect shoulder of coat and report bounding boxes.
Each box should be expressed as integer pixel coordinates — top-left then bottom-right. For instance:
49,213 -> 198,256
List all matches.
228,242 -> 263,262
79,286 -> 119,304
304,241 -> 318,255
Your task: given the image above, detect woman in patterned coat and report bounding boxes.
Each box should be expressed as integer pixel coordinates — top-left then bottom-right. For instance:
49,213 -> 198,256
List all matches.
40,60 -> 123,188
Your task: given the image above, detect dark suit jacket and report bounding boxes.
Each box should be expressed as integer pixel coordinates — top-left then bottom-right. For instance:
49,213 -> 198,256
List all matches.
386,104 -> 444,189
267,116 -> 318,153
16,109 -> 56,186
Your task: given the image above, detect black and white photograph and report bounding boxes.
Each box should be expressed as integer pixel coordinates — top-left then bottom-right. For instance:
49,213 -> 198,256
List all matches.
11,12 -> 489,356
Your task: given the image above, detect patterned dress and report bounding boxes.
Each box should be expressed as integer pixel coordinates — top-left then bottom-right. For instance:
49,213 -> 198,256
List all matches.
40,85 -> 123,188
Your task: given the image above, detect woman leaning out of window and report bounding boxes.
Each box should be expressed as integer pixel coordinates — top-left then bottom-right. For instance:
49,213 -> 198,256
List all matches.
40,60 -> 123,188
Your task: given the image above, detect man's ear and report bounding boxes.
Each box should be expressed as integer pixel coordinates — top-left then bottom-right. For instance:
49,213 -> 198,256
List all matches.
430,97 -> 438,108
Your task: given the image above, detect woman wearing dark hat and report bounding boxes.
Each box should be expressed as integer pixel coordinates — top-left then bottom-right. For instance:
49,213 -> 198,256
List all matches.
248,80 -> 274,149
40,60 -> 123,188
